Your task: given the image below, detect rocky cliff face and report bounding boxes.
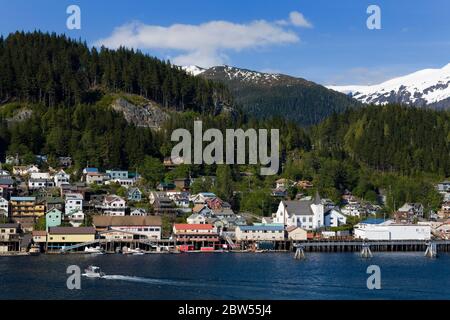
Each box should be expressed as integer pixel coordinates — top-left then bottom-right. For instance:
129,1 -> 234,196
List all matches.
110,97 -> 170,129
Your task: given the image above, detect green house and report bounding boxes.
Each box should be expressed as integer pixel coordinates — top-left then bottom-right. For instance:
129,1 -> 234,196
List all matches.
45,208 -> 62,231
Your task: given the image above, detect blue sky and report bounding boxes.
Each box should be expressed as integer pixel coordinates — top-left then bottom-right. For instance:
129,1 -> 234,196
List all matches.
0,0 -> 449,85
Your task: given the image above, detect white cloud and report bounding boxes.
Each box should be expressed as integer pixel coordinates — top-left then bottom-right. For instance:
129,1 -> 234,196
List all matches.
289,11 -> 313,28
94,13 -> 306,67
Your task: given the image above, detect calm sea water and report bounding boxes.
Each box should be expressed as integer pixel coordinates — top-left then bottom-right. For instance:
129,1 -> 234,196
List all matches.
0,252 -> 449,300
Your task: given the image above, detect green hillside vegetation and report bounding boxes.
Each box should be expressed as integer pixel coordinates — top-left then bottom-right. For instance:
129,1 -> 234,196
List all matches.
0,32 -> 448,217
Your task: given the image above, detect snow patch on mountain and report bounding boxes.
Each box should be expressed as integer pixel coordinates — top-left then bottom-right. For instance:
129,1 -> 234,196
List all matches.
328,63 -> 450,107
182,65 -> 206,76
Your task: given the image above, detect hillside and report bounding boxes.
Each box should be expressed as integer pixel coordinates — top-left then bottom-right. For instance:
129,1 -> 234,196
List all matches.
183,65 -> 362,126
311,104 -> 450,176
0,31 -> 233,114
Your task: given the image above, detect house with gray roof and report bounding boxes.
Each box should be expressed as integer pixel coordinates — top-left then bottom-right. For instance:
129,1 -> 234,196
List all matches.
273,192 -> 324,230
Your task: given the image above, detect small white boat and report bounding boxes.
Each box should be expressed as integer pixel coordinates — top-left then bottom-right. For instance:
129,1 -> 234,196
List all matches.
82,265 -> 105,278
122,247 -> 146,255
84,246 -> 104,254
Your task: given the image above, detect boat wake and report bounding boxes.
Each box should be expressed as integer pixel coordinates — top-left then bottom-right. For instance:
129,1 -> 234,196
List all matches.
102,275 -> 194,286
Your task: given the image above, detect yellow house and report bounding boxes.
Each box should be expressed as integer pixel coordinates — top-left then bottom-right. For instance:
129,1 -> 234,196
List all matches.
47,227 -> 96,243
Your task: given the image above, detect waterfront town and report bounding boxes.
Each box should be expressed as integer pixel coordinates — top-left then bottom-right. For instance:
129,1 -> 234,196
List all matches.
0,155 -> 449,255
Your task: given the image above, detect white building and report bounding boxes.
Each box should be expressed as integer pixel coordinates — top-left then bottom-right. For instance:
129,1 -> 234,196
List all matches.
0,197 -> 8,217
324,208 -> 347,227
85,172 -> 106,185
54,170 -> 70,187
30,172 -> 50,180
67,210 -> 85,227
354,219 -> 431,240
28,178 -> 55,190
273,192 -> 324,230
101,195 -> 127,216
235,224 -> 285,241
65,193 -> 83,215
187,213 -> 207,224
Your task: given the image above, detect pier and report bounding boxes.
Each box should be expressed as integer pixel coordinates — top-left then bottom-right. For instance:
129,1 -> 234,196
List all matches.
292,240 -> 450,259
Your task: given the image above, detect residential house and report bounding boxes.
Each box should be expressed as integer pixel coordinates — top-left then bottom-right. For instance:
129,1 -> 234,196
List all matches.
30,172 -> 51,180
85,172 -> 106,185
93,215 -> 162,240
397,203 -> 424,221
65,193 -> 83,215
99,195 -> 127,216
212,208 -> 235,219
66,210 -> 85,227
173,193 -> 190,208
189,192 -> 217,204
0,223 -> 20,252
130,208 -> 148,216
28,178 -> 55,190
13,165 -> 39,176
191,204 -> 213,218
127,188 -> 142,202
206,197 -> 231,210
149,192 -> 175,215
0,169 -> 12,179
273,192 -> 324,230
324,207 -> 347,227
0,223 -> 20,241
45,208 -> 62,231
187,213 -> 207,224
0,178 -> 14,194
106,170 -> 128,180
437,180 -> 450,193
235,224 -> 285,241
0,196 -> 8,217
44,197 -> 64,212
54,170 -> 70,187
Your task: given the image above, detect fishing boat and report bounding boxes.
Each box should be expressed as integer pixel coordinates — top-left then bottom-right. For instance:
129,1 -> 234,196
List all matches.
82,265 -> 105,278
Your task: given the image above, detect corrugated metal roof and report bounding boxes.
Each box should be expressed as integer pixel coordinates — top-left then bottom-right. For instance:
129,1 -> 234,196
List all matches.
238,225 -> 284,231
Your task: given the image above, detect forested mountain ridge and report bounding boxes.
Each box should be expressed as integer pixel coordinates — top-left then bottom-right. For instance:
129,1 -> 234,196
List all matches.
311,104 -> 450,176
184,65 -> 363,126
0,31 -> 233,114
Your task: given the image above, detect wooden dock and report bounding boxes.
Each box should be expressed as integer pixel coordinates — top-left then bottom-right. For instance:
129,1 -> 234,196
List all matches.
293,240 -> 450,253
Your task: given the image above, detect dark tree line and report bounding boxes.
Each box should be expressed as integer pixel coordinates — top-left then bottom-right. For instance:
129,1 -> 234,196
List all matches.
0,31 -> 232,113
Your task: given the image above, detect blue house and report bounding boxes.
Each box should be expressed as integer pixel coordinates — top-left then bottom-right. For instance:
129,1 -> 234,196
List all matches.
45,208 -> 62,231
127,187 -> 142,202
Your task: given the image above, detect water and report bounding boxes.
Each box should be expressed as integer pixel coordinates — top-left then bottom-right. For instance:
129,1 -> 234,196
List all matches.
1,252 -> 449,299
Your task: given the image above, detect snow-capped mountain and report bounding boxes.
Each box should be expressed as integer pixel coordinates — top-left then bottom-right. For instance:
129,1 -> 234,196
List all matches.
183,65 -> 313,87
181,65 -> 206,76
181,64 -> 361,126
328,63 -> 450,109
